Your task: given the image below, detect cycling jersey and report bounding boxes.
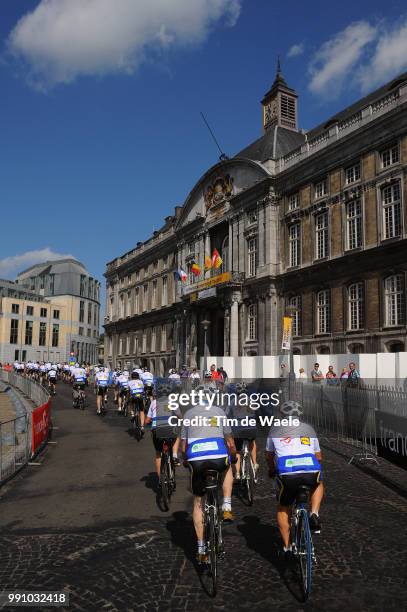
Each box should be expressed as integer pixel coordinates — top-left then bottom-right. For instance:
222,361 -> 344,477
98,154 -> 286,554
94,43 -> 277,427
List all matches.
95,372 -> 109,387
266,424 -> 321,475
48,369 -> 57,379
141,371 -> 154,385
181,404 -> 231,462
72,367 -> 86,383
128,379 -> 144,395
117,375 -> 129,388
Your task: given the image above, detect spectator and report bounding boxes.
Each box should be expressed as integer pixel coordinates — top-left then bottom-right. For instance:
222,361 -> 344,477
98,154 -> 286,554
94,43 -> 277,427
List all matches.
340,366 -> 349,381
311,362 -> 324,383
279,363 -> 288,379
179,365 -> 190,378
298,367 -> 307,380
347,362 -> 360,387
189,368 -> 200,381
210,363 -> 222,381
218,366 -> 228,382
325,365 -> 338,385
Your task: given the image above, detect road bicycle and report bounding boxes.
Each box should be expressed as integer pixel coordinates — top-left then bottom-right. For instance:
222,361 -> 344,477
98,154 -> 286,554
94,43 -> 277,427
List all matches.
202,469 -> 224,597
290,485 -> 316,601
73,386 -> 86,410
130,394 -> 144,440
239,439 -> 256,505
159,439 -> 176,511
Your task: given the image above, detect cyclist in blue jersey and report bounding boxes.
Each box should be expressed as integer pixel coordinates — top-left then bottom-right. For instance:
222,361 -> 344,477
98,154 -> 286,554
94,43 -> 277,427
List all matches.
265,400 -> 324,556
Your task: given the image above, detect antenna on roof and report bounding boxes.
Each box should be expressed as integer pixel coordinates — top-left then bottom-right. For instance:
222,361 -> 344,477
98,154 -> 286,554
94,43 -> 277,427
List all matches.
200,111 -> 229,161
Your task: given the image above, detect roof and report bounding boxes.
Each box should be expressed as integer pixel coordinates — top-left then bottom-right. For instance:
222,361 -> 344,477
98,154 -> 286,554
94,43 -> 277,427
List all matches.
306,71 -> 407,139
17,258 -> 88,279
236,124 -> 305,162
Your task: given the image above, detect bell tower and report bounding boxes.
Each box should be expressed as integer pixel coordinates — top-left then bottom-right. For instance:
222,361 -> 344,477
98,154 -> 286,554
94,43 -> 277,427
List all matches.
261,58 -> 298,132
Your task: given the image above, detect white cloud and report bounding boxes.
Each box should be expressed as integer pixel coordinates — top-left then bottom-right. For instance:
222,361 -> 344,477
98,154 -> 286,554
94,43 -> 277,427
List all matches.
358,18 -> 407,92
0,248 -> 73,278
309,21 -> 377,97
287,43 -> 304,58
8,0 -> 242,89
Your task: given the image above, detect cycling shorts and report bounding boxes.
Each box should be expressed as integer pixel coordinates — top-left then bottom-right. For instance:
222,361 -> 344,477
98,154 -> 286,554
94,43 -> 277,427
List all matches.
235,436 -> 256,452
187,457 -> 230,497
276,472 -> 321,507
97,386 -> 107,396
151,430 -> 176,453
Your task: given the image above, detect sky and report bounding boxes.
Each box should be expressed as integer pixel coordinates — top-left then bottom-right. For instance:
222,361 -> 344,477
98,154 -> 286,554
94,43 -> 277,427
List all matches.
1,0 -> 407,297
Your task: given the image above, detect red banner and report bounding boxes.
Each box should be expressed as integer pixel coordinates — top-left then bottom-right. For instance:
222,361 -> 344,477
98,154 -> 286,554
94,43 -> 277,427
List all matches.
31,400 -> 51,456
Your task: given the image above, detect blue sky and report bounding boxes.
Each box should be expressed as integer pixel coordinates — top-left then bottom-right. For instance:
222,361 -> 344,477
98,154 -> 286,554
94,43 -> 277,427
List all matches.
1,0 -> 407,291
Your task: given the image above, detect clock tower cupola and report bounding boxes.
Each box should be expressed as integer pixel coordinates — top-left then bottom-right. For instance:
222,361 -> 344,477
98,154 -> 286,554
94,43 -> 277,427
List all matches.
261,58 -> 298,132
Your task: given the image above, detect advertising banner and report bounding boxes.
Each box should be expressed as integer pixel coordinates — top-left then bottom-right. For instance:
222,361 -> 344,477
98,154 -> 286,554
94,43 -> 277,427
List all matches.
31,400 -> 51,456
281,316 -> 292,351
375,410 -> 407,470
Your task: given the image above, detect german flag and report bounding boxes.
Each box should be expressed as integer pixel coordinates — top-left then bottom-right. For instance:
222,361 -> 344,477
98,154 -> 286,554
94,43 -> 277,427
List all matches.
191,262 -> 201,276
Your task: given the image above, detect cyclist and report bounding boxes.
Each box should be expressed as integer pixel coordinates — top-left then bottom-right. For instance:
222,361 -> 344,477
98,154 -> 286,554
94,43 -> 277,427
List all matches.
144,392 -> 182,479
227,384 -> 258,481
117,370 -> 130,414
141,367 -> 154,389
265,400 -> 324,557
71,363 -> 87,407
47,365 -> 58,395
128,371 -> 145,432
181,386 -> 237,563
95,367 -> 109,414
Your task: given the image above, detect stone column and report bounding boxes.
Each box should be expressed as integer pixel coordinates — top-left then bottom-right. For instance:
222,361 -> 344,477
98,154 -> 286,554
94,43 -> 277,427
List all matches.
258,205 -> 265,268
228,221 -> 233,271
190,310 -> 198,368
230,294 -> 240,356
224,306 -> 230,356
204,232 -> 211,278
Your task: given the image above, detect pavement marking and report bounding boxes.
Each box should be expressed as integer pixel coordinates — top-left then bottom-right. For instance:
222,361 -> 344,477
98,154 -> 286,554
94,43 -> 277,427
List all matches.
65,530 -> 157,561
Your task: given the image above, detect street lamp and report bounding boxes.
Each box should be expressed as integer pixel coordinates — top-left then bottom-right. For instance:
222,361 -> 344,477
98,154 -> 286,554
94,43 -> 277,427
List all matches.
201,319 -> 211,374
285,304 -> 298,399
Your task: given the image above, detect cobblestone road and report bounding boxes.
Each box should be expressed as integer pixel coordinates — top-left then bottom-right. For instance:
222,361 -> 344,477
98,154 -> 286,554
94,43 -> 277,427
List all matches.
0,383 -> 406,611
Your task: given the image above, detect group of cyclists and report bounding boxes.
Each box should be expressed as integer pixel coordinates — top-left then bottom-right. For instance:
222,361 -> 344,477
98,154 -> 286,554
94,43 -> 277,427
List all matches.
12,359 -> 324,575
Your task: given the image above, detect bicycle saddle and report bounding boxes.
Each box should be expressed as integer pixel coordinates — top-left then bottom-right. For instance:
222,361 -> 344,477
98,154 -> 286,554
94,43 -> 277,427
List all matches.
296,485 -> 311,504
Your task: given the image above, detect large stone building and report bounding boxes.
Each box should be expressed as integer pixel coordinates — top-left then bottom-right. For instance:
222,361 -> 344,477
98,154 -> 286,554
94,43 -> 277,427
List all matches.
9,259 -> 101,364
104,67 -> 407,372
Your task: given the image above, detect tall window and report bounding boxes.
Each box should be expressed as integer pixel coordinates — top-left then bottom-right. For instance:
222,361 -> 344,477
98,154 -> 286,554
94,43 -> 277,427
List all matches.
87,303 -> 92,324
142,331 -> 147,353
80,275 -> 86,296
381,144 -> 399,168
385,275 -> 405,326
161,324 -> 166,351
345,163 -> 361,185
52,324 -> 59,347
10,319 -> 18,344
289,223 -> 300,267
382,182 -> 402,239
126,335 -> 130,354
25,321 -> 33,345
120,294 -> 124,318
162,276 -> 168,306
11,303 -> 19,314
247,304 -> 257,340
135,288 -> 140,314
348,283 -> 364,330
162,255 -> 168,268
151,327 -> 156,352
317,290 -> 330,334
49,274 -> 55,295
152,280 -> 157,308
346,199 -> 362,249
247,238 -> 257,277
288,193 -> 299,210
314,179 -> 327,199
79,300 -> 85,323
40,307 -> 47,318
248,210 -> 257,224
26,305 -> 34,316
280,94 -> 296,128
39,322 -> 47,346
289,296 -> 302,337
143,284 -> 148,311
315,211 -> 329,259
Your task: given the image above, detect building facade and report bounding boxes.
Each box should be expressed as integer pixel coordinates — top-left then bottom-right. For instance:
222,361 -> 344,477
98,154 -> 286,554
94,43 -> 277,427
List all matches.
0,279 -> 68,364
13,259 -> 101,364
104,67 -> 407,371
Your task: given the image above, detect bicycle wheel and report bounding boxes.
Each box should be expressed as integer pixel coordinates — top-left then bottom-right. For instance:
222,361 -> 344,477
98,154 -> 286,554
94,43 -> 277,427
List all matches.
133,410 -> 141,440
80,394 -> 85,410
297,509 -> 313,600
246,459 -> 254,506
208,505 -> 218,596
160,455 -> 170,511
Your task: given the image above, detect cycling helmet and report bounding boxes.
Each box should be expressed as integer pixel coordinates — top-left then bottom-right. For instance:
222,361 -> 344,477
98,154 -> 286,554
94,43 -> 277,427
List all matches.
279,400 -> 303,418
204,370 -> 212,378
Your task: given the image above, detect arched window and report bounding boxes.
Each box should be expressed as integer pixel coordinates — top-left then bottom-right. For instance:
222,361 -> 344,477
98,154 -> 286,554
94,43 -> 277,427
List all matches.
387,341 -> 405,353
348,343 -> 364,354
317,345 -> 330,354
385,274 -> 405,326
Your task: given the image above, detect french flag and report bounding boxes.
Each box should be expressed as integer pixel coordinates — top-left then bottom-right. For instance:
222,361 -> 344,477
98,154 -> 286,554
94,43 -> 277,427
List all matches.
174,268 -> 187,282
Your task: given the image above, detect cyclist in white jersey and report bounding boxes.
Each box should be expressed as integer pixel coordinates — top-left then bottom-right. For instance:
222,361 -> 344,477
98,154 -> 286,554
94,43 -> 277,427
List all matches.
95,368 -> 109,414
